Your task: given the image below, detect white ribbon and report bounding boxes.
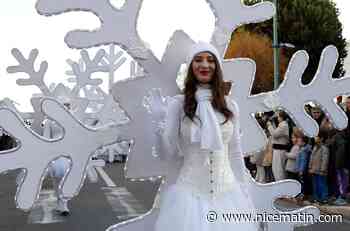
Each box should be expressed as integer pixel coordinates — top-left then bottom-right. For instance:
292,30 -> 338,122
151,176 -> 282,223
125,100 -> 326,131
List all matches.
190,86 -> 224,151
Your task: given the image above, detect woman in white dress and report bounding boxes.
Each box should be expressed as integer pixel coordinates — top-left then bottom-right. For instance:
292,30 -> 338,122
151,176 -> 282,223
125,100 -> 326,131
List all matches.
149,42 -> 258,231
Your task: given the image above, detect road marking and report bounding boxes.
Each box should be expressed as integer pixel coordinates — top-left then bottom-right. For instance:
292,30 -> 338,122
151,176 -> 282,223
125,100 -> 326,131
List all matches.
102,187 -> 148,220
27,190 -> 66,224
28,167 -> 146,224
95,166 -> 117,187
86,167 -> 99,183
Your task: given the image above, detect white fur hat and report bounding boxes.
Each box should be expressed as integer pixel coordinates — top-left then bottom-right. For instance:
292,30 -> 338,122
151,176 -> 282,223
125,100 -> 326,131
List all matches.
185,41 -> 223,72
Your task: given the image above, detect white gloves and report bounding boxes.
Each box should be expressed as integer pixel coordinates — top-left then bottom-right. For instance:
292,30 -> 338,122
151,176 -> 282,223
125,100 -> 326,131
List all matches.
147,88 -> 168,135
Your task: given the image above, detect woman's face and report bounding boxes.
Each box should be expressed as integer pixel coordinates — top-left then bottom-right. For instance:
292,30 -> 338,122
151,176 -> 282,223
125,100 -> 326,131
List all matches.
191,52 -> 216,84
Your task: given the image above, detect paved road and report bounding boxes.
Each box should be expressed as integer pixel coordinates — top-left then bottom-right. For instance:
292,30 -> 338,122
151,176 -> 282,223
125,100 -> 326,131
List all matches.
0,163 -> 348,231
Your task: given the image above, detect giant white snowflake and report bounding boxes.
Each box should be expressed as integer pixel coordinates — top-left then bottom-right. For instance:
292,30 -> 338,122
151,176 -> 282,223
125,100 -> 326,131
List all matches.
1,0 -> 349,230
0,36 -> 129,211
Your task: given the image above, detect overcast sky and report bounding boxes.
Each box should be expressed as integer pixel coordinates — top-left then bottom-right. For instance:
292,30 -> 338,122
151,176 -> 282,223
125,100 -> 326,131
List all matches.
0,0 -> 349,111
334,0 -> 350,40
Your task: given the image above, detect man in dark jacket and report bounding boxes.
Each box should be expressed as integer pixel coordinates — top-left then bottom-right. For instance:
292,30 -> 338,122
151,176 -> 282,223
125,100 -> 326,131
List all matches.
344,97 -> 350,194
330,128 -> 349,205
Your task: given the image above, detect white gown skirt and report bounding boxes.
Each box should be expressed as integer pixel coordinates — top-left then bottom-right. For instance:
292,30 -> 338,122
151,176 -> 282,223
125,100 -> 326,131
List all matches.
154,183 -> 259,231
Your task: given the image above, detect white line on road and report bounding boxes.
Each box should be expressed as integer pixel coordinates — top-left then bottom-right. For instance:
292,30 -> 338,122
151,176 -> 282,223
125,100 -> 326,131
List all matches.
102,187 -> 148,220
27,190 -> 66,224
95,166 -> 117,187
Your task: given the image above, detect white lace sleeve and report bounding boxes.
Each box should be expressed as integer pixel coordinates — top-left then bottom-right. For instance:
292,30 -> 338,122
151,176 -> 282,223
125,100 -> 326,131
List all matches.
227,99 -> 249,185
155,95 -> 183,161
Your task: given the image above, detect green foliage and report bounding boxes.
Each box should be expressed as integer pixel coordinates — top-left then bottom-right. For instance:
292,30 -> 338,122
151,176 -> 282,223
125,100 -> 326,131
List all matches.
242,0 -> 348,84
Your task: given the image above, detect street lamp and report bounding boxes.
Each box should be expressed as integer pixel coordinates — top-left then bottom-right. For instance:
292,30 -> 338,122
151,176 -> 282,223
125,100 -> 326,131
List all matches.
272,0 -> 279,90
261,0 -> 295,89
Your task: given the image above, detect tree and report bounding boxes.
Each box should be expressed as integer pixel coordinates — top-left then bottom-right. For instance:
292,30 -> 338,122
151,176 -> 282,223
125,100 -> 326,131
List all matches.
225,29 -> 289,94
242,0 -> 348,84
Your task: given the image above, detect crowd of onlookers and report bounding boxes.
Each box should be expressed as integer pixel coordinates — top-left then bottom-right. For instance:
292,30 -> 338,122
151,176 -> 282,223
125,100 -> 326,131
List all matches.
245,96 -> 350,206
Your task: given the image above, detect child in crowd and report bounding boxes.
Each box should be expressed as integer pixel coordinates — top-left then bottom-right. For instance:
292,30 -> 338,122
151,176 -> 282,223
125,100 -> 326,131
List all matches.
295,133 -> 312,201
308,130 -> 330,204
285,127 -> 302,180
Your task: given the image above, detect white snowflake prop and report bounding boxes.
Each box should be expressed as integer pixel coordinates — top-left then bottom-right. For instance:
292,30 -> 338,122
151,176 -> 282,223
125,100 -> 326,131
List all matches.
0,98 -> 119,211
7,48 -> 52,134
1,29 -> 129,213
207,0 -> 275,55
7,48 -> 51,96
271,46 -> 349,136
129,60 -> 145,79
100,44 -> 127,90
68,50 -> 109,95
51,83 -> 90,118
225,45 -> 350,155
92,94 -> 130,126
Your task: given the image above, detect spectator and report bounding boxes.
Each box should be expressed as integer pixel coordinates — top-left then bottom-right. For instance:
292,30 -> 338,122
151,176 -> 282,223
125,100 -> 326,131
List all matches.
295,134 -> 312,201
311,106 -> 324,126
262,136 -> 274,183
310,106 -> 333,147
285,127 -> 302,180
308,130 -> 330,204
267,111 -> 290,181
345,96 -> 350,118
254,115 -> 270,183
330,128 -> 349,206
344,96 -> 350,191
261,113 -> 274,183
325,128 -> 340,203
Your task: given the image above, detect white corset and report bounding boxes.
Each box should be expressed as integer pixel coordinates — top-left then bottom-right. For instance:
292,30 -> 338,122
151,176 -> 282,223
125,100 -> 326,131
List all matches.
176,113 -> 237,201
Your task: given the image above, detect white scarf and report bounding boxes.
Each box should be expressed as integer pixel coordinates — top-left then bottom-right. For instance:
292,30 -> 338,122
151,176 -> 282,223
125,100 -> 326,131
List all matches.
190,85 -> 224,151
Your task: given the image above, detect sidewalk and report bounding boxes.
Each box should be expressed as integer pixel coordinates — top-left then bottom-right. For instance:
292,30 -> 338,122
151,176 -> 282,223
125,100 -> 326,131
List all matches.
280,197 -> 350,220
303,200 -> 350,220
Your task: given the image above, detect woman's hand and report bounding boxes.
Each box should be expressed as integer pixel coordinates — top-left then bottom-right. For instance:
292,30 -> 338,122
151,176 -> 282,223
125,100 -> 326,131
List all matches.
146,88 -> 168,135
147,88 -> 168,121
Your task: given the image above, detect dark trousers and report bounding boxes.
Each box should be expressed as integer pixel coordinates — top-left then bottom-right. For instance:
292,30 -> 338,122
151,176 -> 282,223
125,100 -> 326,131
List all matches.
312,174 -> 328,201
298,172 -> 312,197
264,166 -> 274,183
304,173 -> 313,197
286,171 -> 298,180
336,169 -> 349,198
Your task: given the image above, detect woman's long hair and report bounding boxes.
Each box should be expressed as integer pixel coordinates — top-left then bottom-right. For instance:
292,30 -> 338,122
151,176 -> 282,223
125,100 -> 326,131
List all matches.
183,53 -> 233,125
